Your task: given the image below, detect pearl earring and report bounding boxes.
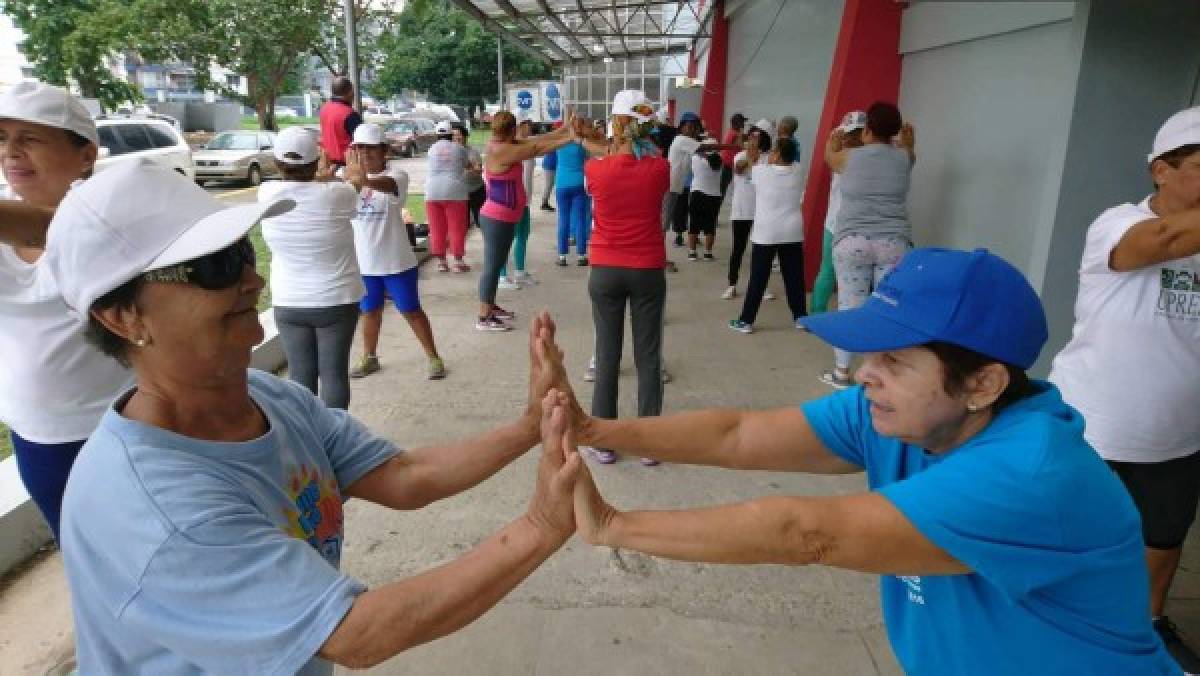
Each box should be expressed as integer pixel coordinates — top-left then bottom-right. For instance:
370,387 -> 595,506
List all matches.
134,337 -> 147,347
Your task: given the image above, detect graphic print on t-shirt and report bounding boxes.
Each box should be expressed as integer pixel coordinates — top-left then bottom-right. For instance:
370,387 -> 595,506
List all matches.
282,464 -> 345,561
1157,266 -> 1200,321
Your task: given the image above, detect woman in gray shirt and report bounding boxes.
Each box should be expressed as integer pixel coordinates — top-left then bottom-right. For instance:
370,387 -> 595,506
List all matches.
425,121 -> 475,273
821,102 -> 915,388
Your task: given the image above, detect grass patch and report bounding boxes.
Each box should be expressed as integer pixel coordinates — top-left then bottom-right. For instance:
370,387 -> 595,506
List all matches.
0,426 -> 10,461
241,115 -> 320,130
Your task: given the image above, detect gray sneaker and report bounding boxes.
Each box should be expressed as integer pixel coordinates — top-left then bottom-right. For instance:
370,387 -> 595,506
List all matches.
350,354 -> 380,378
428,357 -> 446,380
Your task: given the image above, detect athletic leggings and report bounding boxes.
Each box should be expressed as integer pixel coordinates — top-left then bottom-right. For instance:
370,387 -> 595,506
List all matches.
11,431 -> 85,541
425,199 -> 468,259
832,234 -> 911,369
556,184 -> 591,256
728,219 -> 753,285
810,229 -> 836,313
274,303 -> 360,409
500,207 -> 531,278
541,170 -> 556,206
739,241 -> 806,324
479,214 -> 517,307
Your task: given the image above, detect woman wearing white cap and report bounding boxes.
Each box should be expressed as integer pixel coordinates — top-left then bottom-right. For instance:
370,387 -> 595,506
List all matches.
810,111 -> 866,315
0,81 -> 132,540
425,121 -> 473,273
258,126 -> 364,409
723,120 -> 773,299
571,90 -> 670,465
43,163 -> 581,675
342,123 -> 446,381
822,101 -> 916,389
1049,105 -> 1200,673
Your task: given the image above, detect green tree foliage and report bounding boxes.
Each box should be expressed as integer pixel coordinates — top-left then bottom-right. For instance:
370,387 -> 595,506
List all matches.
371,0 -> 553,111
3,0 -> 141,109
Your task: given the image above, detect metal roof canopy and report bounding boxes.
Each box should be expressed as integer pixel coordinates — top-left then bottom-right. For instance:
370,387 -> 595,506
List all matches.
446,1 -> 714,66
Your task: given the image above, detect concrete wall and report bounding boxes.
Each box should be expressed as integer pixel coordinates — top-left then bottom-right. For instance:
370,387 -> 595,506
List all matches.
1034,0 -> 1200,374
723,0 -> 843,166
897,2 -> 1081,282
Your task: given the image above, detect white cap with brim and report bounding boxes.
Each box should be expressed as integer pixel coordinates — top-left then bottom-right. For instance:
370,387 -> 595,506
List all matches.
353,122 -> 386,145
435,120 -> 453,135
43,159 -> 294,317
273,126 -> 319,164
0,81 -> 98,145
751,118 -> 775,138
838,111 -> 867,133
612,90 -> 654,123
1149,106 -> 1200,163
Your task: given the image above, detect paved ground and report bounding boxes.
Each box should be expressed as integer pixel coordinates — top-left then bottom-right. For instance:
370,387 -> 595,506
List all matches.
3,164 -> 1200,675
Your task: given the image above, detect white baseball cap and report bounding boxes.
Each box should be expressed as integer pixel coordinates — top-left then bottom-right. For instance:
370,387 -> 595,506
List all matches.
273,126 -> 319,164
751,118 -> 775,138
43,159 -> 294,317
435,120 -> 453,135
611,90 -> 654,123
352,122 -> 386,145
838,111 -> 867,133
0,81 -> 98,145
1149,106 -> 1200,163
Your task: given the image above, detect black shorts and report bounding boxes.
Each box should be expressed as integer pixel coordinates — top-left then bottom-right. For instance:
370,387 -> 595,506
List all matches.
1108,449 -> 1200,550
688,192 -> 721,236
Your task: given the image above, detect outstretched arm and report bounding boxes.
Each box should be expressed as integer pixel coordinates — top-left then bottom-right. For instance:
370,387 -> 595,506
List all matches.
1109,208 -> 1200,271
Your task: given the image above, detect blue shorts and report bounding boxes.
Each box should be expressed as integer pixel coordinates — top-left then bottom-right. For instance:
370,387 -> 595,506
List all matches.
360,268 -> 421,313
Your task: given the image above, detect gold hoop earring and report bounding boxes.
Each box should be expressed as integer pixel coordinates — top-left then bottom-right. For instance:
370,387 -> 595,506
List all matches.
134,337 -> 148,347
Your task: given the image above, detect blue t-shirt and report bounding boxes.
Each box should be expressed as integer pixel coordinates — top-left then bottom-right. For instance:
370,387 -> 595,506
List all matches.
555,142 -> 588,188
61,370 -> 398,676
802,383 -> 1178,676
542,149 -> 558,171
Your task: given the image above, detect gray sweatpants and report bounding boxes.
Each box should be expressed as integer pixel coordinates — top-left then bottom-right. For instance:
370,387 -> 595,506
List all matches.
274,303 -> 359,409
588,266 -> 666,439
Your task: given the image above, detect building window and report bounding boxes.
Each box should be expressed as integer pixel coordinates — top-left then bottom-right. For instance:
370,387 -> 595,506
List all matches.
226,74 -> 240,89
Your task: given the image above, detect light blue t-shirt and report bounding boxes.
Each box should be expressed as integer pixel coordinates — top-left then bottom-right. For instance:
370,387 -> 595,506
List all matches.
802,382 -> 1179,676
61,370 -> 398,675
554,142 -> 588,189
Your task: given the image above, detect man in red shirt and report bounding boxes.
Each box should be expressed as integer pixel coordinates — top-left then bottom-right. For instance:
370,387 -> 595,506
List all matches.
720,112 -> 747,197
319,76 -> 363,166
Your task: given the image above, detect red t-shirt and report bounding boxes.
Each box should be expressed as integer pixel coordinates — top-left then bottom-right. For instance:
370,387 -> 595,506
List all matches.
319,99 -> 354,163
586,154 -> 669,269
720,128 -> 741,168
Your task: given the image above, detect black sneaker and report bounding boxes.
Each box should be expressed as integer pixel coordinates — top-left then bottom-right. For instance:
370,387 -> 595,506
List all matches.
1155,616 -> 1200,674
674,234 -> 684,247
541,203 -> 555,212
556,256 -> 568,267
687,250 -> 698,261
703,252 -> 715,261
577,256 -> 589,267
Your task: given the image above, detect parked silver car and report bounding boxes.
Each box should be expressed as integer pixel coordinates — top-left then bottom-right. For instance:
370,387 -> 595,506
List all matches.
193,131 -> 278,186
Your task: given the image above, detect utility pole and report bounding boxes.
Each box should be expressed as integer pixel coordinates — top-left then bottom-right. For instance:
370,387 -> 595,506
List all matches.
497,40 -> 505,110
344,0 -> 361,110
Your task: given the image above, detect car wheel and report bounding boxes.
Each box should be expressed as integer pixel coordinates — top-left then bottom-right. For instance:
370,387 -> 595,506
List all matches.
246,164 -> 262,187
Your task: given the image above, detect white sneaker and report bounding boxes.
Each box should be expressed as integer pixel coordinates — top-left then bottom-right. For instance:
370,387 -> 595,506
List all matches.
763,290 -> 776,301
515,271 -> 538,286
498,277 -> 521,291
721,286 -> 737,300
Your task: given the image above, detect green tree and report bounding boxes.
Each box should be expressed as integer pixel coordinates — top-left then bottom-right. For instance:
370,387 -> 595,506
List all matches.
3,0 -> 141,109
372,0 -> 553,111
112,0 -> 334,130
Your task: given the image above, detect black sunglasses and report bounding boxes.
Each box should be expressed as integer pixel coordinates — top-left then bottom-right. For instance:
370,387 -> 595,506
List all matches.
143,238 -> 256,290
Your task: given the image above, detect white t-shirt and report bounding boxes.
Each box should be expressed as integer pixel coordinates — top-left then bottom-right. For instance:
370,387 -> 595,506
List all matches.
350,164 -> 418,276
823,173 -> 843,233
424,140 -> 469,201
730,151 -> 764,221
258,181 -> 365,308
0,243 -> 133,442
690,153 -> 723,197
750,164 -> 805,245
667,135 -> 702,193
1049,196 -> 1200,463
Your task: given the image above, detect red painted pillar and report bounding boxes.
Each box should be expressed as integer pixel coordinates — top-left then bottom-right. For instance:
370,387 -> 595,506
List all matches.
698,0 -> 728,136
801,0 -> 905,288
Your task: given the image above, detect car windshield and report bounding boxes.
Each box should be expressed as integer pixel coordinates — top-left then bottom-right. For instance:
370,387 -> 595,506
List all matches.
389,123 -> 415,134
207,133 -> 259,150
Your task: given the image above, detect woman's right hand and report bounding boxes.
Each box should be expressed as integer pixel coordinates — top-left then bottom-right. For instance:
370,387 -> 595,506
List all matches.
526,391 -> 583,544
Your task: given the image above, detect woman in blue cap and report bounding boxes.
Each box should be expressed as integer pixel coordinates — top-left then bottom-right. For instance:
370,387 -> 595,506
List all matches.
541,247 -> 1179,675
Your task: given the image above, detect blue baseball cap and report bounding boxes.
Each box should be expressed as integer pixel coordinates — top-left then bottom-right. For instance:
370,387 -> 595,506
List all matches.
679,111 -> 701,124
800,248 -> 1048,369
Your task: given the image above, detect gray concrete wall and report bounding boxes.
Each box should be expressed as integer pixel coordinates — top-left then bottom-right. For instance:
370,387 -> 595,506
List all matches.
1034,0 -> 1200,375
897,2 -> 1081,285
723,0 -> 843,166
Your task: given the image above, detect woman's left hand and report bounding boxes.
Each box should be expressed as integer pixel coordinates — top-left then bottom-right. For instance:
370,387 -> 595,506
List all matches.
573,438 -> 618,546
343,148 -> 368,189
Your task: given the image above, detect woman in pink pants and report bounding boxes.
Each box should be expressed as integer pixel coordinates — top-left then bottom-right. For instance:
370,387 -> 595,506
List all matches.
425,120 -> 475,273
